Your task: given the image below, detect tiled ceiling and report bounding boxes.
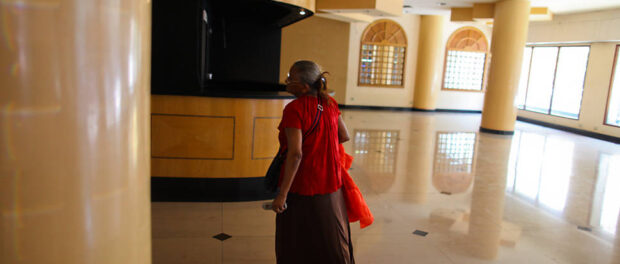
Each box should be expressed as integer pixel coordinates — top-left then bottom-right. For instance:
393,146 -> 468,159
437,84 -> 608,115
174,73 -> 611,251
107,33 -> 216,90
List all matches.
403,0 -> 620,15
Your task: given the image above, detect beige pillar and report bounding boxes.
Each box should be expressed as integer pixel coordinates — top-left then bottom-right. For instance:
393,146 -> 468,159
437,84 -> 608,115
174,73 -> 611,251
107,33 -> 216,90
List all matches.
0,1 -> 152,263
413,15 -> 445,110
467,133 -> 511,260
480,0 -> 531,134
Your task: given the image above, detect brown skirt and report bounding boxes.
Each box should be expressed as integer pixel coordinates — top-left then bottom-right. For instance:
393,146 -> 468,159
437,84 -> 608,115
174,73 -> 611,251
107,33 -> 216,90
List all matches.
276,188 -> 355,264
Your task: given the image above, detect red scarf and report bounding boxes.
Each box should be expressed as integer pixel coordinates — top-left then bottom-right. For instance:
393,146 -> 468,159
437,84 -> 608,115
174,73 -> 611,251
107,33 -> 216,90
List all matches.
340,144 -> 374,228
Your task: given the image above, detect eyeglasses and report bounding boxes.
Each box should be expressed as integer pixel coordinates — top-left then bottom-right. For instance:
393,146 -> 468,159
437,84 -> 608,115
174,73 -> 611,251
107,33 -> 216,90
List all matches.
285,77 -> 302,85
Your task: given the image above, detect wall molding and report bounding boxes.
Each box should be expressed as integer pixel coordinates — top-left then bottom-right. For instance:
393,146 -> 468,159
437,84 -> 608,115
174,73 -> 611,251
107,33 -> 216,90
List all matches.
339,104 -> 482,113
338,104 -> 620,143
517,116 -> 620,144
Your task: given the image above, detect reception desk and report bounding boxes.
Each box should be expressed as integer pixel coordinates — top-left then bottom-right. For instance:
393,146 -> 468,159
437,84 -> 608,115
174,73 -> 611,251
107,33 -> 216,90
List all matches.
151,92 -> 294,201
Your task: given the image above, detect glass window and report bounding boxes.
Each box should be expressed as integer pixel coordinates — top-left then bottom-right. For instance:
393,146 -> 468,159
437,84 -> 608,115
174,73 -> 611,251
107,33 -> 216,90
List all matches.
434,132 -> 477,175
525,47 -> 559,114
516,47 -> 533,109
442,27 -> 489,92
443,51 -> 486,91
550,47 -> 590,119
605,45 -> 620,127
519,45 -> 590,119
360,44 -> 406,86
359,20 -> 407,87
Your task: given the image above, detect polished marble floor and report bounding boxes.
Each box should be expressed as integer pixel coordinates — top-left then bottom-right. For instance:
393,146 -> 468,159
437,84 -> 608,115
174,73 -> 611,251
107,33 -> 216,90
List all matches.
152,110 -> 620,264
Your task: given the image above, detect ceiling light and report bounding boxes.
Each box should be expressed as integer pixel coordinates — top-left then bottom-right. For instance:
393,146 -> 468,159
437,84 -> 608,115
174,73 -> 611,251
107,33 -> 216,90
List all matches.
438,2 -> 447,6
299,9 -> 306,15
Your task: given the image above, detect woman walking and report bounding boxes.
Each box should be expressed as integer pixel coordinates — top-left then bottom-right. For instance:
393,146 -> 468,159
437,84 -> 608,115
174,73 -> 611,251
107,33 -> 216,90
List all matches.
272,60 -> 354,264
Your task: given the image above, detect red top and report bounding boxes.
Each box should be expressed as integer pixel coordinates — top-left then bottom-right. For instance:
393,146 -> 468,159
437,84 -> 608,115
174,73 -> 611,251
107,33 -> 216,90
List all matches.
278,95 -> 342,195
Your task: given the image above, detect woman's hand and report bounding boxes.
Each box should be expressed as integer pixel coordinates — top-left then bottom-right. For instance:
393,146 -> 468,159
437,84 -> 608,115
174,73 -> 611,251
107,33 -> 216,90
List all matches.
272,193 -> 288,214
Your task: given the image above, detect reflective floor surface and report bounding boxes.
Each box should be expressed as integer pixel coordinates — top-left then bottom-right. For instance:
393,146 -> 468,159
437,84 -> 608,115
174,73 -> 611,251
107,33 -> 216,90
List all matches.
152,110 -> 620,264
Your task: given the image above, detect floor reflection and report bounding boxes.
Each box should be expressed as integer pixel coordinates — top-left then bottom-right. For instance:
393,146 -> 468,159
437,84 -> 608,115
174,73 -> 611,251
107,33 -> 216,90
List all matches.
505,131 -> 620,240
352,130 -> 400,193
594,153 -> 620,237
506,131 -> 574,214
342,110 -> 620,263
433,132 -> 477,195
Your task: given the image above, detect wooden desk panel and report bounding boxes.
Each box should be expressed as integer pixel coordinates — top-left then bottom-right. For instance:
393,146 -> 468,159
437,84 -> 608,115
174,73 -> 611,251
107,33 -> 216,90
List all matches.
151,95 -> 291,178
152,114 -> 234,159
252,117 -> 281,160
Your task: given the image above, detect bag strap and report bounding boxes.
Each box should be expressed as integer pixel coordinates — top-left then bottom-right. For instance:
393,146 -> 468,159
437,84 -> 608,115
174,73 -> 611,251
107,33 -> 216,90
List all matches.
280,96 -> 323,155
303,96 -> 323,138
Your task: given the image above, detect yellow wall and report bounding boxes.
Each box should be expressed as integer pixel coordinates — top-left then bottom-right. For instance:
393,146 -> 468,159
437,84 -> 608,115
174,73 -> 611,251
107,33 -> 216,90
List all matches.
521,9 -> 620,137
345,15 -> 420,107
276,0 -> 316,12
281,14 -> 491,110
280,16 -> 350,104
528,8 -> 620,43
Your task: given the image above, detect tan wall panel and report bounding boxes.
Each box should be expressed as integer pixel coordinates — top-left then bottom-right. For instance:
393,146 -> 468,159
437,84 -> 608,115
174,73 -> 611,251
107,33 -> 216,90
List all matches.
316,0 -> 375,10
253,118 -> 281,159
277,0 -> 316,12
374,0 -> 403,16
152,115 -> 234,159
451,8 -> 474,22
280,16 -> 350,104
151,95 -> 290,178
473,3 -> 495,19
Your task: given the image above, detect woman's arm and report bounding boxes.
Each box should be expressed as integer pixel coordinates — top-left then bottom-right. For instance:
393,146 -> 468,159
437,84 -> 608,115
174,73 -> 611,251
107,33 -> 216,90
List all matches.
338,115 -> 350,143
272,127 -> 303,213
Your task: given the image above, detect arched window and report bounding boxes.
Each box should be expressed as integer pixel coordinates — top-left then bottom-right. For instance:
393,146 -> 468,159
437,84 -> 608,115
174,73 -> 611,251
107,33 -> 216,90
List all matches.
442,27 -> 489,91
358,19 -> 407,87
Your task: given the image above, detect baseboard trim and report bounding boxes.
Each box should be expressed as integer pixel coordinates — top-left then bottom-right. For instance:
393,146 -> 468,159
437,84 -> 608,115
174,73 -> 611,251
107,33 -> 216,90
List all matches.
337,105 -> 619,142
436,109 -> 482,114
479,126 -> 515,135
516,116 -> 620,144
411,107 -> 435,112
151,177 -> 277,202
339,104 -> 481,113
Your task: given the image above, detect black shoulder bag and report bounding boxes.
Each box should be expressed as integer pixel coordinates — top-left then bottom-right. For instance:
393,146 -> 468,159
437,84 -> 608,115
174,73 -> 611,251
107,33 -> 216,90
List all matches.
264,97 -> 323,193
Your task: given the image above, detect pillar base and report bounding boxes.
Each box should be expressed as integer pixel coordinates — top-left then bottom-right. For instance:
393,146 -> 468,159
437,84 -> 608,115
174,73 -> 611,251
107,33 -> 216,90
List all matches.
412,107 -> 436,112
479,126 -> 514,135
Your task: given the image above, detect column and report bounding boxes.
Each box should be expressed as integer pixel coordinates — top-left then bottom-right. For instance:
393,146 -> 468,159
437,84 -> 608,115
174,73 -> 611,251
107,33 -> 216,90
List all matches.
413,15 -> 445,110
0,0 -> 152,263
480,0 -> 531,134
